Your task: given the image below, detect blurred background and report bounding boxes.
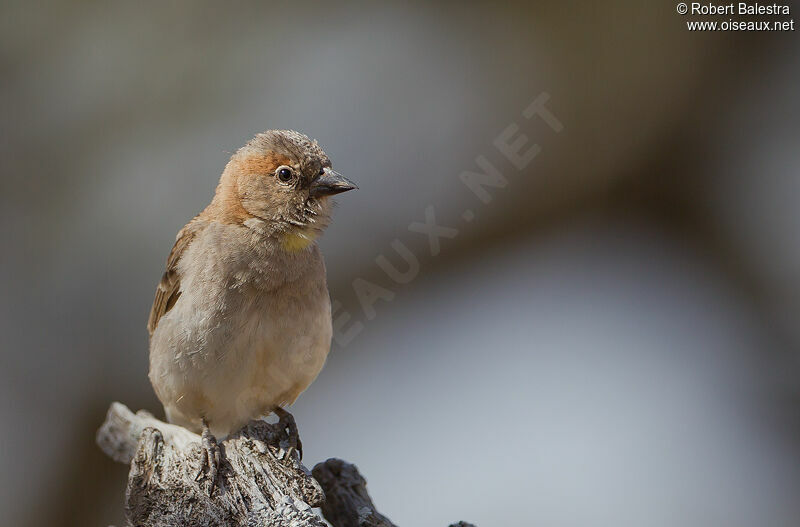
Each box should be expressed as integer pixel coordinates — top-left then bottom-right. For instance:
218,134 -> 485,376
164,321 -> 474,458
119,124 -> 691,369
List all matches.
2,1 -> 799,526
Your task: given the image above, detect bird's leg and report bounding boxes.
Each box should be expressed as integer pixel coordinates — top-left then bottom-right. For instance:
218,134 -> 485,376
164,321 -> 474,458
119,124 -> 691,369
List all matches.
195,417 -> 220,492
273,407 -> 303,461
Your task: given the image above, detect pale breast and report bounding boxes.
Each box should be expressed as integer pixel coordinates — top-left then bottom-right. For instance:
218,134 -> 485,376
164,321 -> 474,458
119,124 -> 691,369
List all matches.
148,221 -> 332,436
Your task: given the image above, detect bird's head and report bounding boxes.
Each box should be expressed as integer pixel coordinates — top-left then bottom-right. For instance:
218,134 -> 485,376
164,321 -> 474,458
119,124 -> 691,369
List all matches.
210,130 -> 357,251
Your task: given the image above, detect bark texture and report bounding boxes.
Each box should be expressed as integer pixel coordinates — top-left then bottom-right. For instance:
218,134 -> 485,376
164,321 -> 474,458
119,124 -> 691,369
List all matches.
312,458 -> 396,527
97,402 -> 474,527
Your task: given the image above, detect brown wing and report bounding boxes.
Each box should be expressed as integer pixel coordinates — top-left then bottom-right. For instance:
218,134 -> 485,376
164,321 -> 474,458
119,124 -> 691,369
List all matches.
147,220 -> 201,336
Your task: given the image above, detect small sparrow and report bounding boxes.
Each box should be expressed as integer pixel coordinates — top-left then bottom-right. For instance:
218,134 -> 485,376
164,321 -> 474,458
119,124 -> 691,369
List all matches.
147,130 -> 356,478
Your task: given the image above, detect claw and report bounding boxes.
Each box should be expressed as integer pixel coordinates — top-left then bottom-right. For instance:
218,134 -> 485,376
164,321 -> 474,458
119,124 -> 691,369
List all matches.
195,418 -> 220,493
273,407 -> 303,461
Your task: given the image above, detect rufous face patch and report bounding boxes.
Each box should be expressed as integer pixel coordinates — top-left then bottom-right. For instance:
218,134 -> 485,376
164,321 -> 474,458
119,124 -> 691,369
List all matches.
235,153 -> 293,176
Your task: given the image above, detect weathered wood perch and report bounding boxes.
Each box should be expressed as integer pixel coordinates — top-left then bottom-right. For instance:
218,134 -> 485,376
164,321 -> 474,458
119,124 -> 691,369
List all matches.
97,402 -> 475,527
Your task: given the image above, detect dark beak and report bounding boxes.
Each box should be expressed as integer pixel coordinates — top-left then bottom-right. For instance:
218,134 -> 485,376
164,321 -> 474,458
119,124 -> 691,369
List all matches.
310,168 -> 358,198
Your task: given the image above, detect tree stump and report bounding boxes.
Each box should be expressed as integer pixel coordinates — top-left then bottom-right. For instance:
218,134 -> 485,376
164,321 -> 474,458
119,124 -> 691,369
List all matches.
97,402 -> 474,527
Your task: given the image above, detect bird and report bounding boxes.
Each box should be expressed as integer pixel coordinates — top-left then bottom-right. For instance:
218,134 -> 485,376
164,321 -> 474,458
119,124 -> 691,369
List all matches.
146,130 -> 356,482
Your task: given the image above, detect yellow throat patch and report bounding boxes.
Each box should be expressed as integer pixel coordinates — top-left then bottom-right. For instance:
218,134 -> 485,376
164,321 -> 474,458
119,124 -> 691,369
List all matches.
281,227 -> 318,252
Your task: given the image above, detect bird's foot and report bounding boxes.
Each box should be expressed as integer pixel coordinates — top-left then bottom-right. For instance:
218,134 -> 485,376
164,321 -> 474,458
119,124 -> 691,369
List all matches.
195,418 -> 221,494
273,407 -> 303,461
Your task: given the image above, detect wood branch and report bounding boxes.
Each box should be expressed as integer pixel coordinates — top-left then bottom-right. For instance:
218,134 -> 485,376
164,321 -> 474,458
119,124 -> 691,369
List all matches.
312,458 -> 396,527
312,459 -> 477,527
97,402 -> 475,527
97,402 -> 197,464
97,402 -> 324,527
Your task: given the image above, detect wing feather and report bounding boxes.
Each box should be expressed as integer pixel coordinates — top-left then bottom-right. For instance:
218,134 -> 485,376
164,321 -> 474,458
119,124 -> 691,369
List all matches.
147,220 -> 202,335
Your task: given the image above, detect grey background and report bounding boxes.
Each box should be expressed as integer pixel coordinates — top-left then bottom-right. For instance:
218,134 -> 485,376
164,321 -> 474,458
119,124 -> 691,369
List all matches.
2,2 -> 799,526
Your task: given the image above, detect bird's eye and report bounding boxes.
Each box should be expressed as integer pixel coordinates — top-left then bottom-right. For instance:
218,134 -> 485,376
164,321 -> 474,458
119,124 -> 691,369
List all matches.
318,167 -> 325,176
276,166 -> 293,183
